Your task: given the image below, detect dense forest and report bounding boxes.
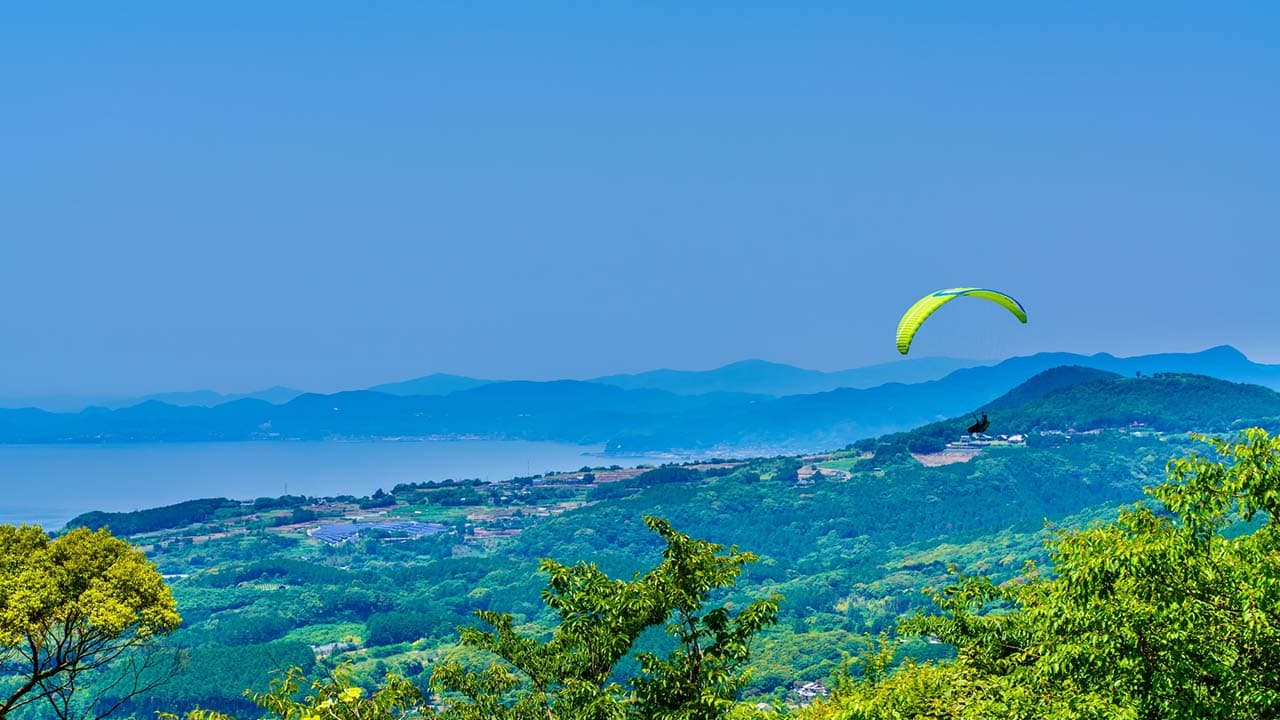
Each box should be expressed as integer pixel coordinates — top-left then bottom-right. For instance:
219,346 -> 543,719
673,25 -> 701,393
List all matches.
4,370 -> 1280,718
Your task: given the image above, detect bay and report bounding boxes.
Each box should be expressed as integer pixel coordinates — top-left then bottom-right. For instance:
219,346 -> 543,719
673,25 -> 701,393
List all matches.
0,440 -> 664,530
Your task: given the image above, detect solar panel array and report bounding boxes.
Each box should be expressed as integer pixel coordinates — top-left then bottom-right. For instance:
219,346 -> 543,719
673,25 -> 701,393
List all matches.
310,520 -> 449,545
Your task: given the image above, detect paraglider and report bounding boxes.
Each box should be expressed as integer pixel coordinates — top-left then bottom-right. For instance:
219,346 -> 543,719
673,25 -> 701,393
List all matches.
895,287 -> 1027,356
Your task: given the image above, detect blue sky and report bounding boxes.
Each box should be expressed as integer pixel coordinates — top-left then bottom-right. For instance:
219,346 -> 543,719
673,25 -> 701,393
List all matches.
2,3 -> 1277,395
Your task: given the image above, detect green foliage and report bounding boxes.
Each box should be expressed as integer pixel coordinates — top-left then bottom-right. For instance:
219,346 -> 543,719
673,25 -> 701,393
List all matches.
65,498 -> 241,536
629,517 -> 783,719
365,612 -> 430,647
878,371 -> 1280,455
430,516 -> 780,719
67,424 -> 1180,715
133,428 -> 1172,712
275,507 -> 320,526
133,641 -> 317,718
588,467 -> 702,502
252,496 -> 312,512
812,428 -> 1280,719
0,525 -> 182,718
159,664 -> 424,720
999,374 -> 1280,433
984,366 -> 1122,411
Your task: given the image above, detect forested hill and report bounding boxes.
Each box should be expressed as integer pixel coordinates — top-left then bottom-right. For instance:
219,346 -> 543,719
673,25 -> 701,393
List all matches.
984,365 -> 1122,410
999,371 -> 1280,432
867,369 -> 1280,454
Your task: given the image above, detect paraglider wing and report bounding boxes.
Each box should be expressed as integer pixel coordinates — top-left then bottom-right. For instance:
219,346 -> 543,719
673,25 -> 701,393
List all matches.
895,288 -> 1027,355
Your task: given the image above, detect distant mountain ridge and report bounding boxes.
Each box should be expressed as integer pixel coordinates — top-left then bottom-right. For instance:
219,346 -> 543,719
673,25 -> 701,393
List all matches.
357,357 -> 984,398
0,357 -> 973,411
977,345 -> 1280,389
138,385 -> 304,408
11,345 -> 1275,414
375,345 -> 1280,400
0,385 -> 306,413
3,346 -> 1279,453
366,373 -> 494,397
603,346 -> 1280,452
589,356 -> 981,396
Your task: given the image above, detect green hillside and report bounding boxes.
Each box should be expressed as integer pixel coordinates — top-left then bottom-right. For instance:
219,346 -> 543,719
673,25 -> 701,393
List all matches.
1000,371 -> 1280,432
984,365 -> 1121,410
17,367 -> 1280,716
864,369 -> 1280,456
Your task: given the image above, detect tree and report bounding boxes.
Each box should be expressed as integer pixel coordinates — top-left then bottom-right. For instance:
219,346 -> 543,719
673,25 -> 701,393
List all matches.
365,612 -> 427,647
430,515 -> 781,720
159,665 -> 425,720
628,518 -> 784,719
0,525 -> 182,720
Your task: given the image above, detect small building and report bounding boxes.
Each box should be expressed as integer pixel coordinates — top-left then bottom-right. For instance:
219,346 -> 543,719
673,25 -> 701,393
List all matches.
791,680 -> 830,703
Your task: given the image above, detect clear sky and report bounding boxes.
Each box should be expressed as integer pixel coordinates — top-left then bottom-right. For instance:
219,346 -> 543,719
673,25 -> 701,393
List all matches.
3,2 -> 1277,396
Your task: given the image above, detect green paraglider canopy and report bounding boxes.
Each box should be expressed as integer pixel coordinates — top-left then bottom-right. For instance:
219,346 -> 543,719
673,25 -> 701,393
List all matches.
896,287 -> 1027,355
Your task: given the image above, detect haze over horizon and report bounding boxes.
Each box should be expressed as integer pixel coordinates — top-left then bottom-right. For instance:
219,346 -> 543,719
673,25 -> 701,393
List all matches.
4,3 -> 1277,396
0,344 -> 1263,405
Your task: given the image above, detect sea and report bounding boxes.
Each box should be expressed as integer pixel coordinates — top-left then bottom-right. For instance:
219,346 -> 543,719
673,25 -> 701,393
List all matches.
0,440 -> 666,531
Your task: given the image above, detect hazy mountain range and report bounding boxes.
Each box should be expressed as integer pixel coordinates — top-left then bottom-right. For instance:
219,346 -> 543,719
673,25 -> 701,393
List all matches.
0,357 -> 981,412
0,386 -> 307,414
588,356 -> 980,396
12,344 -> 1278,414
1,345 -> 1277,453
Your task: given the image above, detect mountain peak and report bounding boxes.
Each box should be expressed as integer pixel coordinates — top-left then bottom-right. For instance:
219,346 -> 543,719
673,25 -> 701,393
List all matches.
367,373 -> 493,397
986,366 -> 1121,409
1201,344 -> 1248,360
717,358 -> 803,371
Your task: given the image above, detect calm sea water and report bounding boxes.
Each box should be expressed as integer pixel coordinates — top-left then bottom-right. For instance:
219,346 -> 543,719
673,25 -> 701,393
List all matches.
0,441 -> 664,530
